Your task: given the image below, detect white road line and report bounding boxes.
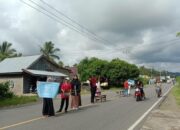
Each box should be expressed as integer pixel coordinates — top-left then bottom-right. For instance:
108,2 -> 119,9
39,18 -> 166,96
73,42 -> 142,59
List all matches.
128,85 -> 173,130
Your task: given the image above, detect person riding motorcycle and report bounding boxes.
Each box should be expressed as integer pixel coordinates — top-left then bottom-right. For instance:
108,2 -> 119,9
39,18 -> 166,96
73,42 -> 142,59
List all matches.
136,81 -> 145,99
155,80 -> 162,97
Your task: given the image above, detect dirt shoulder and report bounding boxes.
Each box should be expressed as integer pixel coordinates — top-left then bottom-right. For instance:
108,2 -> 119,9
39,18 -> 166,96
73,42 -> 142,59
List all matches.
159,92 -> 180,112
141,91 -> 180,130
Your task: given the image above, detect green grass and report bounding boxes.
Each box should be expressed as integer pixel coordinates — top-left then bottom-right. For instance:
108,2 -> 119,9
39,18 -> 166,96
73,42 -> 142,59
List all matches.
0,95 -> 38,107
172,77 -> 180,106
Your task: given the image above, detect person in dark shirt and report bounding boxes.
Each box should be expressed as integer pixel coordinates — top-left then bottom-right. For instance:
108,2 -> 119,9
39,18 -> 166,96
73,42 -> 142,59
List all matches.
89,76 -> 97,103
42,77 -> 55,117
71,75 -> 81,109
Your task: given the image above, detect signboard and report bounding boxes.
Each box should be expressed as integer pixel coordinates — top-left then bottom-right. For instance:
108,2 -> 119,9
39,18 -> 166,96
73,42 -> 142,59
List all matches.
128,79 -> 135,86
37,81 -> 60,98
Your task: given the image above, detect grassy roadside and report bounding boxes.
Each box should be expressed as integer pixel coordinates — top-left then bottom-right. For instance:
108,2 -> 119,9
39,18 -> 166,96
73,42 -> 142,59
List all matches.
0,95 -> 38,107
172,77 -> 180,106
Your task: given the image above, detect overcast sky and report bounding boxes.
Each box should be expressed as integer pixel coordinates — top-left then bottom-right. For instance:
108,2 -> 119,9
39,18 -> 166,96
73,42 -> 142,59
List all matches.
1,0 -> 180,72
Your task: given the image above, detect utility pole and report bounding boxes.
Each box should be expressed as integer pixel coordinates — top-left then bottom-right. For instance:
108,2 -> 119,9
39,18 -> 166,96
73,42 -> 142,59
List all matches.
151,67 -> 153,78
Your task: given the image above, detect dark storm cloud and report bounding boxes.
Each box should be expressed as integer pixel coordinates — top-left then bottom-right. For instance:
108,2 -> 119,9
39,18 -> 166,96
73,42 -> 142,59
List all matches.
0,0 -> 180,71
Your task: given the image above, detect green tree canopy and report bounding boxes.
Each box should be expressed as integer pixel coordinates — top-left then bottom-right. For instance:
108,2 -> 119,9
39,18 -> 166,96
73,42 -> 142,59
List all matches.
176,32 -> 180,37
77,57 -> 108,81
139,66 -> 160,77
0,41 -> 22,61
106,58 -> 139,86
77,57 -> 140,87
58,60 -> 64,67
40,41 -> 60,60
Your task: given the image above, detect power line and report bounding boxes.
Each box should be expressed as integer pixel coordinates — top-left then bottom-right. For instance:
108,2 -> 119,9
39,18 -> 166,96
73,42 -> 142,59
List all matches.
19,0 -> 180,58
19,0 -> 83,35
20,0 -> 110,44
39,0 -> 110,44
27,0 -> 103,42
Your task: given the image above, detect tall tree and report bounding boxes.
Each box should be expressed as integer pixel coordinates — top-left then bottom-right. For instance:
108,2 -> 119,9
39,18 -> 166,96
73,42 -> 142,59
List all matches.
0,41 -> 21,61
40,41 -> 60,60
176,32 -> 180,37
58,61 -> 64,67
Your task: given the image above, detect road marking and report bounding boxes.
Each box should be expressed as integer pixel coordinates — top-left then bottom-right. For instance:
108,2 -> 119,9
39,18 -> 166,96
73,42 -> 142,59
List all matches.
0,117 -> 45,130
0,96 -> 117,130
128,85 -> 173,130
0,103 -> 99,129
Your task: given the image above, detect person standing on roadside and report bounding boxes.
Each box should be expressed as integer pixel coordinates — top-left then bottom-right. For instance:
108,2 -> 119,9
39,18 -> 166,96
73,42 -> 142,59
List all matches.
89,75 -> 97,103
155,79 -> 162,97
96,77 -> 101,96
42,77 -> 55,117
57,77 -> 71,113
124,79 -> 129,96
71,75 -> 81,110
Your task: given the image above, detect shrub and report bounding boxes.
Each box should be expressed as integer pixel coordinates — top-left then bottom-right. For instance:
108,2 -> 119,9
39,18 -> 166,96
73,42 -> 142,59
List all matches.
0,82 -> 14,99
137,77 -> 149,85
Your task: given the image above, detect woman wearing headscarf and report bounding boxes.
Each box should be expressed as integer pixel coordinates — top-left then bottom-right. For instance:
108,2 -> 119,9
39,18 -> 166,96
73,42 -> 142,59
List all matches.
71,75 -> 81,110
42,77 -> 55,117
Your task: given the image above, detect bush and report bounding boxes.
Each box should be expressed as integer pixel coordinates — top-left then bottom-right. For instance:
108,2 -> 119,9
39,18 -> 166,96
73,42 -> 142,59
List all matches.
0,81 -> 14,99
137,77 -> 149,86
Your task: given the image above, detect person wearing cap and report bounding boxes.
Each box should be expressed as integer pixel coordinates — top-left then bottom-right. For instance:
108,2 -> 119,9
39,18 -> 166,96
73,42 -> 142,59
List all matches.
57,77 -> 71,113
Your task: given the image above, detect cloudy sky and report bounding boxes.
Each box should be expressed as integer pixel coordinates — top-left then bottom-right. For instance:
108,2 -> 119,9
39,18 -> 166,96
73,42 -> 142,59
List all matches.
1,0 -> 180,72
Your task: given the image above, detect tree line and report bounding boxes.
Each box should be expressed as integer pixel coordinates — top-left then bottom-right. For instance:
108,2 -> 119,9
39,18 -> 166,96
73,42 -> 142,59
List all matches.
0,40 -> 172,87
77,57 -> 140,86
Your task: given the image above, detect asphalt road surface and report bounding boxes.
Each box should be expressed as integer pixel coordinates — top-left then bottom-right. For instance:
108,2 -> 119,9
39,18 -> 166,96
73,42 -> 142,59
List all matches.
0,83 -> 172,130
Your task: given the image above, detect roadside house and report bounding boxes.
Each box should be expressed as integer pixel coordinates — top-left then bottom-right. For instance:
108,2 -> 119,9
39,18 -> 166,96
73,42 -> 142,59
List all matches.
0,55 -> 70,95
65,66 -> 78,79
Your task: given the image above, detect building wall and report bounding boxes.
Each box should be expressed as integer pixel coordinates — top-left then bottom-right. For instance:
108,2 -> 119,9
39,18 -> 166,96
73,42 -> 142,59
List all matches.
23,74 -> 31,93
0,75 -> 23,95
23,73 -> 38,93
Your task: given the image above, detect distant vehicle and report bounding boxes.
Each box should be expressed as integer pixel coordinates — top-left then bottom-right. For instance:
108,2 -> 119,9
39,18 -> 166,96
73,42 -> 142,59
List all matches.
167,79 -> 172,84
100,82 -> 109,89
81,81 -> 90,91
100,77 -> 109,89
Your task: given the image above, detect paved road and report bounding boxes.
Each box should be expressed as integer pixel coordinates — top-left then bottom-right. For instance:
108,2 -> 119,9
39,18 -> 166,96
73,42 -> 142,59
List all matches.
0,84 -> 172,130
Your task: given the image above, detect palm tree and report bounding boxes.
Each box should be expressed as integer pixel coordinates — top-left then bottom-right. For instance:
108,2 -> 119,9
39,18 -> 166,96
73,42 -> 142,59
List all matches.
40,41 -> 60,60
58,61 -> 64,67
0,41 -> 21,61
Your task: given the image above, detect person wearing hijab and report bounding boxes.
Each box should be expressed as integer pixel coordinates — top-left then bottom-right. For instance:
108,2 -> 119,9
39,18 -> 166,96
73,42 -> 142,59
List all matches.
42,77 -> 55,117
71,75 -> 81,110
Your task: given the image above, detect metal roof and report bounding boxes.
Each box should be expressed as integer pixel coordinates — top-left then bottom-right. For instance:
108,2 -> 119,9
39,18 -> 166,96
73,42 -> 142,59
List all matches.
0,55 -> 41,74
23,69 -> 67,77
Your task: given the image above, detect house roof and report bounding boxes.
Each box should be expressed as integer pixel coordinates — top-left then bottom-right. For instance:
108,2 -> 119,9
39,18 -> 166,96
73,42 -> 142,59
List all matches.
23,69 -> 67,77
0,55 -> 42,74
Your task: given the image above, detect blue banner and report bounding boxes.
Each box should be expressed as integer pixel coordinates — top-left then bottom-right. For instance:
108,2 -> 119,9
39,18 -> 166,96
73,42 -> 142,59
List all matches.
37,81 -> 60,98
128,79 -> 135,85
